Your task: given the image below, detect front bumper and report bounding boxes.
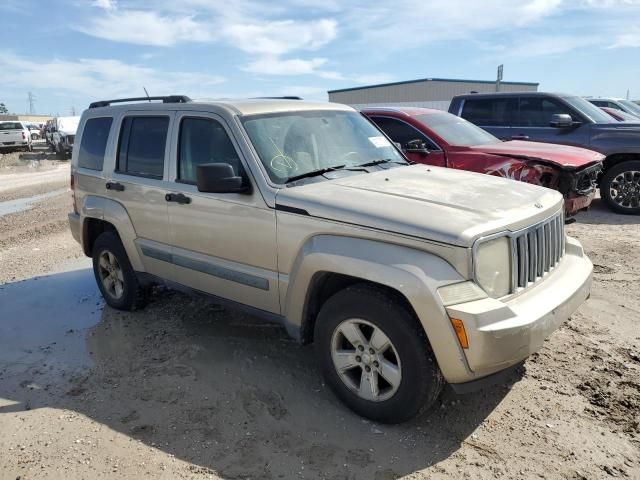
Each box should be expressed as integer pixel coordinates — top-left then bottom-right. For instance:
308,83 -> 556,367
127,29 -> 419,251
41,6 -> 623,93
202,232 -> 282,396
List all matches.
564,190 -> 594,217
446,235 -> 592,386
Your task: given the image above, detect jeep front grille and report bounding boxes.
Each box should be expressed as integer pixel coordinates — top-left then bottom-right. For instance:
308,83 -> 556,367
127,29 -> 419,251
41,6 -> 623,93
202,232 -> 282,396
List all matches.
512,212 -> 565,291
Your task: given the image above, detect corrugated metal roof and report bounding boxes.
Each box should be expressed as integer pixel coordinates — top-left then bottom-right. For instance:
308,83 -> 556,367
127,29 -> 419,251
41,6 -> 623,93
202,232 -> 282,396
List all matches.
328,77 -> 539,94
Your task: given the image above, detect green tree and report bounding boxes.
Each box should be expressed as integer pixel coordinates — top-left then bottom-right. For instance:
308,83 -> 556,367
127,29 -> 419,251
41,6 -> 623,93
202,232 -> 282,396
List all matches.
0,103 -> 8,114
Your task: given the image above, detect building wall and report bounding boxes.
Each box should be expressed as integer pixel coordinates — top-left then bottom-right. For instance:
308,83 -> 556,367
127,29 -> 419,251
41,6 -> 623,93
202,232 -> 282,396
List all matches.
0,114 -> 53,123
345,100 -> 453,111
328,79 -> 538,106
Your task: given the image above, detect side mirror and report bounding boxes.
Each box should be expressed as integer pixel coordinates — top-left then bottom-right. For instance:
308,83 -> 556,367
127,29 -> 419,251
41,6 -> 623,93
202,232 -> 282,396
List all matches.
550,113 -> 574,128
404,139 -> 430,155
196,163 -> 249,194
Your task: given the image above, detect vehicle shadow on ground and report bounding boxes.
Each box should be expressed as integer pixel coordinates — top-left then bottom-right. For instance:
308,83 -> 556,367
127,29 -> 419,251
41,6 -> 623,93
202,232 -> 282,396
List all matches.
576,198 -> 640,226
19,145 -> 64,162
0,268 -> 520,479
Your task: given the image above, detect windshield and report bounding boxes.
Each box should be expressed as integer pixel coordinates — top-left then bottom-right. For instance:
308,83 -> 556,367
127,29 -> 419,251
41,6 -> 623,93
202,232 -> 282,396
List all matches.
562,96 -> 615,123
619,100 -> 640,117
415,112 -> 501,146
242,110 -> 406,184
0,122 -> 23,130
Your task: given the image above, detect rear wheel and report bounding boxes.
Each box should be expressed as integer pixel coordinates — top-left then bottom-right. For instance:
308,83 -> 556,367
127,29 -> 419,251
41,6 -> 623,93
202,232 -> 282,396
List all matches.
314,284 -> 443,423
92,231 -> 146,310
600,160 -> 640,214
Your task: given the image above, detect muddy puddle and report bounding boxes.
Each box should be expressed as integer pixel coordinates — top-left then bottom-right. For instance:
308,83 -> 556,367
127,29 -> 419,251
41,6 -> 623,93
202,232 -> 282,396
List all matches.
0,258 -> 102,375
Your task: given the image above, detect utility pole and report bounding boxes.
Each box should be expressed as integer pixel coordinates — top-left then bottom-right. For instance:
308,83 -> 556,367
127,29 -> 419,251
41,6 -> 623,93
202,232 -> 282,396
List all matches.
627,89 -> 630,100
496,64 -> 503,92
27,92 -> 36,114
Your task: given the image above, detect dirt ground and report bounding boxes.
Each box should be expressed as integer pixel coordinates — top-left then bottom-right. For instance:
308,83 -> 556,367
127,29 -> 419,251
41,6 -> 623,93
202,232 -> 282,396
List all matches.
0,146 -> 638,479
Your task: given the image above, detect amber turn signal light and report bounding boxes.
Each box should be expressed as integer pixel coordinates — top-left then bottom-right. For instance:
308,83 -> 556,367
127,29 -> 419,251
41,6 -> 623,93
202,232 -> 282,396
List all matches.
450,318 -> 469,349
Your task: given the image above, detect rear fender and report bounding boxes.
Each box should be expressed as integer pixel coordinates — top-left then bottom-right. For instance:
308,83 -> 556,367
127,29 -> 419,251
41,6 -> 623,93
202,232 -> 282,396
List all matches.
283,234 -> 473,382
81,195 -> 143,271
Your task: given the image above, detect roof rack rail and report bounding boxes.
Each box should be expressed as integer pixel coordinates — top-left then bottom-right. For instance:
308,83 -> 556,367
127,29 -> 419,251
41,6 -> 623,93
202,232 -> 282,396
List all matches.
251,96 -> 303,100
89,95 -> 192,109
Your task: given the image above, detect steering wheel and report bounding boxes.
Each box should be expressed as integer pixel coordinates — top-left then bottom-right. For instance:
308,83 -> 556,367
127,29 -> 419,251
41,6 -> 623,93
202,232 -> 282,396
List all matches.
270,154 -> 298,176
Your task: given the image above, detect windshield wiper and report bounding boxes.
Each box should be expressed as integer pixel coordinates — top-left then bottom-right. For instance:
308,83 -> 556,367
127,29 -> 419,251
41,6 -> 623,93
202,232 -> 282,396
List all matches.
284,165 -> 346,183
356,158 -> 408,168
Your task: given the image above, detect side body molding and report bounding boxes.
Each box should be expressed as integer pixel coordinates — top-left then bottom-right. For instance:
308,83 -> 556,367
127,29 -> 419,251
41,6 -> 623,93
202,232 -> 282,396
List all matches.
81,195 -> 144,271
281,235 -> 474,382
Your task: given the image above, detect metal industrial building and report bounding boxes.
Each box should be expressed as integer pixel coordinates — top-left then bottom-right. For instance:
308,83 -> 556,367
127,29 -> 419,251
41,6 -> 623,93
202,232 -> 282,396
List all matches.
328,77 -> 539,111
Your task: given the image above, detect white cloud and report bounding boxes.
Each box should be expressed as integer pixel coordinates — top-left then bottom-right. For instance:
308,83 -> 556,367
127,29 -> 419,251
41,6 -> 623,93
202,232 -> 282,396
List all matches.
0,51 -> 226,101
92,0 -> 117,10
77,10 -> 214,46
351,73 -> 395,85
485,34 -> 601,58
610,28 -> 640,48
342,0 -> 564,51
242,56 -> 329,75
224,19 -> 337,55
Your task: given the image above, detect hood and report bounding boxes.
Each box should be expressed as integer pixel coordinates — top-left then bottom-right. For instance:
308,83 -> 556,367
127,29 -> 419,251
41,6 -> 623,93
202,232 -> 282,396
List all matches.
468,140 -> 604,169
275,165 -> 563,247
590,123 -> 640,148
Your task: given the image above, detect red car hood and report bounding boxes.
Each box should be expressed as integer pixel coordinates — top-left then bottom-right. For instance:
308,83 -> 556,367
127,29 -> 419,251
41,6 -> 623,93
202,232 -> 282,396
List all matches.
467,140 -> 604,169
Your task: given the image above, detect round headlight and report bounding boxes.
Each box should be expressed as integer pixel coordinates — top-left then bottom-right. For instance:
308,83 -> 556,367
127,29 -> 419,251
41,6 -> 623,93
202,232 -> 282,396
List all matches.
475,236 -> 512,298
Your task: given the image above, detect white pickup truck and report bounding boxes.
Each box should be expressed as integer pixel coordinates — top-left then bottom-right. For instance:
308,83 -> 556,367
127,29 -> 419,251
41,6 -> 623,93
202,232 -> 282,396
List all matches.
0,121 -> 32,152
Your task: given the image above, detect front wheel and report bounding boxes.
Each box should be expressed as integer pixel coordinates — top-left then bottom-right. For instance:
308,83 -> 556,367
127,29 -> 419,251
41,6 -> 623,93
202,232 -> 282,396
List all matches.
600,160 -> 640,215
314,285 -> 443,423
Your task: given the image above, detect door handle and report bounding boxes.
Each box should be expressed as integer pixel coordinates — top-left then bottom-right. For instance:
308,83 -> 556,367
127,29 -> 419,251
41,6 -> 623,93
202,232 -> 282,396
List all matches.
511,134 -> 530,140
165,193 -> 192,204
106,181 -> 125,192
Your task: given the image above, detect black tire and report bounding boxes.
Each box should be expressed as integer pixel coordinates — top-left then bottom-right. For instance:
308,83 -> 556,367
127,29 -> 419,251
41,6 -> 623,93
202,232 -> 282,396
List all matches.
92,231 -> 146,310
600,160 -> 640,215
314,284 -> 443,423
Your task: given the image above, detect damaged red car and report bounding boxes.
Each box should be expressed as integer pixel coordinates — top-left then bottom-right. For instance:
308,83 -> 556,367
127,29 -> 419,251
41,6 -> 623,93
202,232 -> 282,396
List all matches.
363,107 -> 603,216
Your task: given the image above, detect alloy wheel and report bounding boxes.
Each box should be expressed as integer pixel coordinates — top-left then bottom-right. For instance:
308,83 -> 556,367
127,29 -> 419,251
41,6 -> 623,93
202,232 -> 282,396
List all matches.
98,250 -> 125,299
330,319 -> 402,402
610,170 -> 640,209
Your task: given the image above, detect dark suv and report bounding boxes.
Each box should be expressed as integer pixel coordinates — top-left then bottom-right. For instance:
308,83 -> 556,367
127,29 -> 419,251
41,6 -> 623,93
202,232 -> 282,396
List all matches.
449,92 -> 640,214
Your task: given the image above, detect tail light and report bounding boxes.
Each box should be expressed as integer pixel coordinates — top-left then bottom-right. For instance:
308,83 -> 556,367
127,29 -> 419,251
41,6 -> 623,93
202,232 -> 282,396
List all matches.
70,173 -> 78,214
22,131 -> 26,140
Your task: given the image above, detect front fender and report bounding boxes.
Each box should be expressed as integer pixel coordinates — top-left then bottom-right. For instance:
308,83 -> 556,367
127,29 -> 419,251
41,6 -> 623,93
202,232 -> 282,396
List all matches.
283,234 -> 473,382
81,195 -> 144,271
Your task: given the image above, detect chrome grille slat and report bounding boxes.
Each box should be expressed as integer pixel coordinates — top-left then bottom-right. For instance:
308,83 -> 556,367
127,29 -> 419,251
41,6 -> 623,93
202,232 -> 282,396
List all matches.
536,227 -> 544,277
529,232 -> 537,283
510,211 -> 565,293
543,223 -> 551,271
550,217 -> 557,265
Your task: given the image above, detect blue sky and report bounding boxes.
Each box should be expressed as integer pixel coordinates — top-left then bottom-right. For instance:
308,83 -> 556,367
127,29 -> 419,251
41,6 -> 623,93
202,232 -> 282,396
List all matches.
1,0 -> 640,115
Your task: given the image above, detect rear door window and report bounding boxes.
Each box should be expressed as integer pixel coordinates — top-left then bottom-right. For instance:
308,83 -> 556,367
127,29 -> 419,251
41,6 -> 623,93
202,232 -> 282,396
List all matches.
516,97 -> 574,127
460,98 -> 517,126
78,117 -> 112,171
117,116 -> 169,179
369,116 -> 440,150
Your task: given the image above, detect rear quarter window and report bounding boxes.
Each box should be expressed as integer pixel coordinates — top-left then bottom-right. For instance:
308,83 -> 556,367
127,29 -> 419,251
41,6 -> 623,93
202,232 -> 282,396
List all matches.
460,98 -> 517,126
78,117 -> 113,171
0,122 -> 24,130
